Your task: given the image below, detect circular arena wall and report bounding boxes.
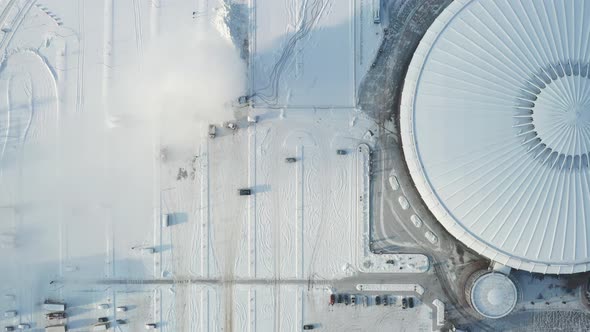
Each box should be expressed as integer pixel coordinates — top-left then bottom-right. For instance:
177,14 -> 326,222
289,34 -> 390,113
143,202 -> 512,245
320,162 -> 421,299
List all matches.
401,0 -> 590,274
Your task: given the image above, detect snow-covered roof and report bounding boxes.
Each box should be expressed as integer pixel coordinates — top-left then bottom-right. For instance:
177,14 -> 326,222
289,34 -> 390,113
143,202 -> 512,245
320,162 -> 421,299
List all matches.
470,272 -> 517,319
401,0 -> 590,274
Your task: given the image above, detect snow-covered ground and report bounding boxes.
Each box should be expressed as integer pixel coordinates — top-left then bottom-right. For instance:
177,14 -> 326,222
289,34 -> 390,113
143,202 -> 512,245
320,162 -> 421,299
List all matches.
0,0 -> 438,331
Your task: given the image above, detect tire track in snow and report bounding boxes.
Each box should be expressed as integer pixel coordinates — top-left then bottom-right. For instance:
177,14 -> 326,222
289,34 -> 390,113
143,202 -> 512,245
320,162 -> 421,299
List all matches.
0,77 -> 13,163
253,0 -> 328,105
305,145 -> 326,280
0,0 -> 35,54
248,124 -> 257,277
199,140 -> 210,277
102,0 -> 113,104
102,0 -> 116,280
296,145 -> 304,279
76,0 -> 85,113
132,0 -> 144,56
149,0 -> 160,42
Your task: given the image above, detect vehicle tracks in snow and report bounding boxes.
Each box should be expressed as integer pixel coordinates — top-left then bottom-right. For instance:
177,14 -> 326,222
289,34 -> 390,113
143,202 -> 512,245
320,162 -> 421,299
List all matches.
253,0 -> 328,105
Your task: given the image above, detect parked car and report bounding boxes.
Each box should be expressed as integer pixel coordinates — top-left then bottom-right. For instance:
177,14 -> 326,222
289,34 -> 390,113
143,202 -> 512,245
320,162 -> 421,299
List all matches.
285,157 -> 297,163
375,296 -> 381,305
382,295 -> 389,306
239,188 -> 252,196
329,294 -> 335,305
4,327 -> 14,332
408,297 -> 414,308
336,149 -> 347,155
361,295 -> 368,307
303,324 -> 315,330
344,294 -> 350,305
402,297 -> 408,309
350,294 -> 356,306
98,317 -> 108,323
337,294 -> 343,304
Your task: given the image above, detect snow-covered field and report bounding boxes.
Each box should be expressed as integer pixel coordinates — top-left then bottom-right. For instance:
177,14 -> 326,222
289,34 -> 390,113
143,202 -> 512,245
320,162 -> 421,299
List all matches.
0,0 -> 435,331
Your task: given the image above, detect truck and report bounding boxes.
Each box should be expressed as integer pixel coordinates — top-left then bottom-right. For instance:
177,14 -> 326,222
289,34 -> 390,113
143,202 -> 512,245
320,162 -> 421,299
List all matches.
208,125 -> 216,138
373,0 -> 381,24
45,312 -> 66,320
43,301 -> 66,312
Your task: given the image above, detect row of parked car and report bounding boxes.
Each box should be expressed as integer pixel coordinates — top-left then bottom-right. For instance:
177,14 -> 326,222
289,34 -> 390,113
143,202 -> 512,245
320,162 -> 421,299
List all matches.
329,294 -> 415,308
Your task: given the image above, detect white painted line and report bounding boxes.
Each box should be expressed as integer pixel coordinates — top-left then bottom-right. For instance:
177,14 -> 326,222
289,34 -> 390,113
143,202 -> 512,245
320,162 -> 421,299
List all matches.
356,283 -> 425,295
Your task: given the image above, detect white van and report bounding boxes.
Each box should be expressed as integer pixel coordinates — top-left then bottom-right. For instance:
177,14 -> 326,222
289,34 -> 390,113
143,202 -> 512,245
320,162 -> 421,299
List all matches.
45,326 -> 66,332
43,301 -> 66,311
4,310 -> 16,318
162,213 -> 170,227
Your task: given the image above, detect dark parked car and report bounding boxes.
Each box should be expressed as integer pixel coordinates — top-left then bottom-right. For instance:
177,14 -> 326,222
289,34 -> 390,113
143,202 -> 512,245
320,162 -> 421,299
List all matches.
383,295 -> 389,306
408,297 -> 414,308
402,297 -> 408,309
98,317 -> 109,323
375,296 -> 381,305
303,324 -> 315,330
337,294 -> 343,304
336,149 -> 347,155
239,189 -> 252,196
285,157 -> 297,163
344,294 -> 350,305
329,294 -> 335,305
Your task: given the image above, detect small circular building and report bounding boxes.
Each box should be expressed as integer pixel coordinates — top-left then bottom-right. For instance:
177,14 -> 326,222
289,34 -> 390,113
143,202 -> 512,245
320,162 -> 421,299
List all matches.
466,271 -> 518,319
401,0 -> 590,274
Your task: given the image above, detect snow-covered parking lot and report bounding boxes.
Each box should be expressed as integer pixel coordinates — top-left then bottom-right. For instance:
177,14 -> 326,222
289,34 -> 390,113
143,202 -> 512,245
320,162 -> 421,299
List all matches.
0,0 -> 438,331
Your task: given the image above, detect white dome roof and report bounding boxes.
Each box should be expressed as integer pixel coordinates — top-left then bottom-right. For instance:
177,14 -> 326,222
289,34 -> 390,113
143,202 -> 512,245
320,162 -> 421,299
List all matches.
470,272 -> 518,319
401,0 -> 590,274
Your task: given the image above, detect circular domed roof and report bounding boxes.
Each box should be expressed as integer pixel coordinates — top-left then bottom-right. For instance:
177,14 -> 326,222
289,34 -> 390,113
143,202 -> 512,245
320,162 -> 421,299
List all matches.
401,0 -> 590,273
470,272 -> 518,319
